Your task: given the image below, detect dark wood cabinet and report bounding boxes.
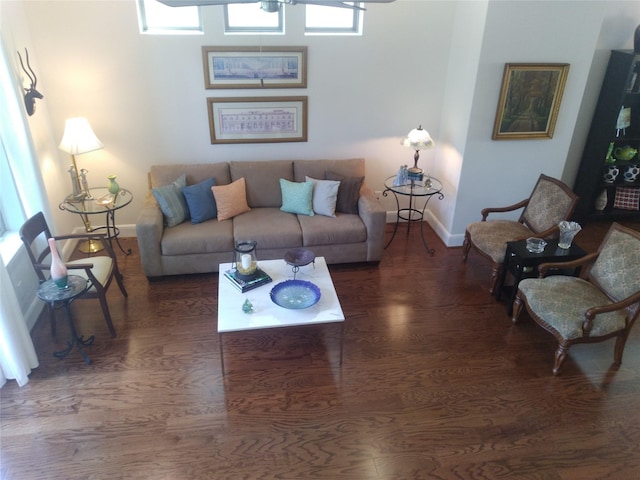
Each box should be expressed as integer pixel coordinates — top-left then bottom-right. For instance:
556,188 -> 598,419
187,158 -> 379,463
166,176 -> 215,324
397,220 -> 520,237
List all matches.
573,49 -> 640,222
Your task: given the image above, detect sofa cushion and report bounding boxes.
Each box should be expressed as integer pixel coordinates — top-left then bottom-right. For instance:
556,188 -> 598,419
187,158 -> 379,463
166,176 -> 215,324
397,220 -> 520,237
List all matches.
280,179 -> 314,216
152,174 -> 190,227
306,176 -> 340,217
233,208 -> 302,249
325,171 -> 364,214
298,213 -> 367,246
183,177 -> 217,224
212,177 -> 251,221
160,218 -> 234,256
230,160 -> 293,208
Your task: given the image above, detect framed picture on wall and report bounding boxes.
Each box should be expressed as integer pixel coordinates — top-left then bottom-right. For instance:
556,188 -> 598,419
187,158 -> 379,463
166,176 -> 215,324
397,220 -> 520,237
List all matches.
492,63 -> 570,140
202,46 -> 307,89
207,96 -> 308,144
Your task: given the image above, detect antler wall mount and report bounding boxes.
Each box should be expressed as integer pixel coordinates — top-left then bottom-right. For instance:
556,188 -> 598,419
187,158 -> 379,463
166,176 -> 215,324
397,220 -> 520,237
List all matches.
17,48 -> 43,116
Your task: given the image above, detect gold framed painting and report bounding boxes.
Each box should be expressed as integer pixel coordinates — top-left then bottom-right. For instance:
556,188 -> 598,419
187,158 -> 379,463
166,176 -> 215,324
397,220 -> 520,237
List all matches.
492,63 -> 570,140
207,96 -> 308,144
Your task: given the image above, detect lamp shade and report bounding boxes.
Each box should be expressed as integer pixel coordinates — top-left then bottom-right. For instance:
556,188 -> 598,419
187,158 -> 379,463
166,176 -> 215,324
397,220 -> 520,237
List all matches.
58,117 -> 103,155
402,125 -> 433,151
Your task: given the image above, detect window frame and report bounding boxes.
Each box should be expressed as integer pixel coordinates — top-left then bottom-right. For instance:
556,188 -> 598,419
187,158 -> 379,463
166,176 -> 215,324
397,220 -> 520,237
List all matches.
224,4 -> 284,35
305,2 -> 363,36
137,0 -> 203,35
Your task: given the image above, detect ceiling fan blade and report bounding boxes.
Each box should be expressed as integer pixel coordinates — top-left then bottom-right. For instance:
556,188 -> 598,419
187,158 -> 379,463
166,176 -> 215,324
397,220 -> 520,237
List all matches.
291,0 -> 395,9
157,0 -> 257,7
159,0 -> 395,7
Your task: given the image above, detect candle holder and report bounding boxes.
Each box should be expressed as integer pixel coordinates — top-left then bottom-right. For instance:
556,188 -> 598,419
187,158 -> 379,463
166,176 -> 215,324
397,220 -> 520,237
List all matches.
233,240 -> 258,281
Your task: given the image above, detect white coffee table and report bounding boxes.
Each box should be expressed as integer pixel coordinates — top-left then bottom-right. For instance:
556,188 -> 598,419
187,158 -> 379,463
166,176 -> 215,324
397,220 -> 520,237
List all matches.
217,257 -> 345,374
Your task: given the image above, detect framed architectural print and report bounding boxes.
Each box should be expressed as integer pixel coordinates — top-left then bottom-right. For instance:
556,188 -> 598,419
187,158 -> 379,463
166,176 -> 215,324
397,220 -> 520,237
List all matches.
202,46 -> 307,89
207,96 -> 308,144
492,63 -> 570,140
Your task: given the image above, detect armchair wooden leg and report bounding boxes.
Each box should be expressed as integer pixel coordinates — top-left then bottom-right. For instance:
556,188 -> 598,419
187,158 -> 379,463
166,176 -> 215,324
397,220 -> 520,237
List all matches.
553,344 -> 569,376
613,331 -> 631,366
115,271 -> 128,298
97,295 -> 117,338
489,264 -> 501,295
511,291 -> 524,324
462,231 -> 471,261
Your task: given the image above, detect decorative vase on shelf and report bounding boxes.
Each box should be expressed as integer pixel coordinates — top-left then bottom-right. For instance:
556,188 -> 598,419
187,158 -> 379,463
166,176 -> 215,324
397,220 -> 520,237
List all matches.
47,237 -> 68,289
595,189 -> 607,211
107,175 -> 120,195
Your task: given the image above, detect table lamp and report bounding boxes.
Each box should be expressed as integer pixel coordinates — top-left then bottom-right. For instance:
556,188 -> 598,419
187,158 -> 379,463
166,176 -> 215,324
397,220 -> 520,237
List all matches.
59,117 -> 103,199
402,125 -> 433,176
58,117 -> 104,253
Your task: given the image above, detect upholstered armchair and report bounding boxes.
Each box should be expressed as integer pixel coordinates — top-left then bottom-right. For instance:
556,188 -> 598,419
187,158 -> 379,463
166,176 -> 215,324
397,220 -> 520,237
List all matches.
462,174 -> 579,294
512,223 -> 640,376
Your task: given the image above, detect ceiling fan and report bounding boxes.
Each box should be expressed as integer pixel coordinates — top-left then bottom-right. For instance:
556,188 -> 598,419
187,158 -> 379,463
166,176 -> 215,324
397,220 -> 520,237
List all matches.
158,0 -> 396,13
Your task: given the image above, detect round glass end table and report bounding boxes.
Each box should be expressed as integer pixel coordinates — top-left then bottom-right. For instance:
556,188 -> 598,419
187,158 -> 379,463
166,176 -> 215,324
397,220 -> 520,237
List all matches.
383,175 -> 445,254
59,187 -> 133,255
36,275 -> 93,364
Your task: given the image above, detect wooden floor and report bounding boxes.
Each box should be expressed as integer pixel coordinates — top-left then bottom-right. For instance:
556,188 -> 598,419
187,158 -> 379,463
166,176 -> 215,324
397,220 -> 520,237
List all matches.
2,220 -> 640,479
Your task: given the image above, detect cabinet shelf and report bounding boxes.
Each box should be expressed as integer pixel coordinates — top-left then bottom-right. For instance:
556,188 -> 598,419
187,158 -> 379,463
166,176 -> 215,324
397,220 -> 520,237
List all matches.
573,49 -> 640,222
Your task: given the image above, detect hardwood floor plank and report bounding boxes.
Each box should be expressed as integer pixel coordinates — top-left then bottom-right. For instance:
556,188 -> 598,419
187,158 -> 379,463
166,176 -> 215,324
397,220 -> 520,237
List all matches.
2,221 -> 640,479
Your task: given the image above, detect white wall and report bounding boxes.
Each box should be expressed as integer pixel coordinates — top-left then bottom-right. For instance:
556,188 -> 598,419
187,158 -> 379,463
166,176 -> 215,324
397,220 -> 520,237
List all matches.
3,0 -> 640,248
450,1 -> 640,242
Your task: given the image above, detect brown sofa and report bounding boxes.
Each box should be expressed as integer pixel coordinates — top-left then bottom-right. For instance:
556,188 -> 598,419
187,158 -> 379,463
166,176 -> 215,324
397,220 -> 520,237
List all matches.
135,158 -> 386,278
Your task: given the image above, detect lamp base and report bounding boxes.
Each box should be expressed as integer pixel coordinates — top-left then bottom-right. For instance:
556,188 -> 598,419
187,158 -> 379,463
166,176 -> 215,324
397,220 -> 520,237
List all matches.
407,167 -> 423,181
78,239 -> 104,254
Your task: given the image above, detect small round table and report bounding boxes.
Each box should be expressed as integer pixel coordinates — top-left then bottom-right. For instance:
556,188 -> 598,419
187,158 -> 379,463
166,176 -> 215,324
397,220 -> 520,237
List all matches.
36,275 -> 93,364
59,187 -> 133,255
383,175 -> 445,254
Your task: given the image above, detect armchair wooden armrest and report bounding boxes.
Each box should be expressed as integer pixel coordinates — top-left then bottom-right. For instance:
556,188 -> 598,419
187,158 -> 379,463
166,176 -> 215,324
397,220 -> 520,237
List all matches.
583,290 -> 640,334
538,252 -> 599,278
481,198 -> 529,221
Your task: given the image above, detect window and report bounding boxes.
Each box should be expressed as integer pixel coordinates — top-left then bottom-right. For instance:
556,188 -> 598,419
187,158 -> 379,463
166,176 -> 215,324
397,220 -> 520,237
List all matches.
305,2 -> 362,35
137,0 -> 203,34
224,3 -> 284,34
0,41 -> 48,263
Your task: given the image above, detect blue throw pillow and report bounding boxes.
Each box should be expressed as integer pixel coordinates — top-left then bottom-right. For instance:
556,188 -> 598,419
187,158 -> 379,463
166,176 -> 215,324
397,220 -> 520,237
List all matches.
280,179 -> 314,216
152,174 -> 190,227
182,178 -> 217,224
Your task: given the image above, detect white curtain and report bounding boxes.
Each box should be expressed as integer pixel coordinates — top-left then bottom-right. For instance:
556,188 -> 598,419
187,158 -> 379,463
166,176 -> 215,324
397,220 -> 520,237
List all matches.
0,255 -> 39,387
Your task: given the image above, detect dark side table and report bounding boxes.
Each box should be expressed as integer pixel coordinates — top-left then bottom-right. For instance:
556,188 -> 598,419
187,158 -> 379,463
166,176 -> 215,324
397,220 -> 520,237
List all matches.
496,239 -> 587,315
36,275 -> 93,364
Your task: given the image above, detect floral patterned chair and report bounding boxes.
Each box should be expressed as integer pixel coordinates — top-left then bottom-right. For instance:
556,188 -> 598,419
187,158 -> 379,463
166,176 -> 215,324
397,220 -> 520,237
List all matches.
512,223 -> 640,376
462,174 -> 579,294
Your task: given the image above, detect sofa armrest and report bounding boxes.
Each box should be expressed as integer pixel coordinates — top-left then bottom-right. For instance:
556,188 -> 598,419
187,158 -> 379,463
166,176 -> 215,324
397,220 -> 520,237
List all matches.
358,183 -> 386,261
135,193 -> 165,278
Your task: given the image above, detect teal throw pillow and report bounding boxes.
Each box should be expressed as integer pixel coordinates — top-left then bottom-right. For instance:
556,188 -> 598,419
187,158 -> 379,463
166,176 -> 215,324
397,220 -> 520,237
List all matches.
152,174 -> 190,227
280,179 -> 314,216
183,177 -> 217,224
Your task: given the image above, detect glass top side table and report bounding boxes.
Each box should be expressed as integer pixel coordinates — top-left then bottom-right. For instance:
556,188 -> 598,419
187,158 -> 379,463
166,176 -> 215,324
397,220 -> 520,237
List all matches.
59,187 -> 133,255
383,175 -> 445,254
36,275 -> 93,364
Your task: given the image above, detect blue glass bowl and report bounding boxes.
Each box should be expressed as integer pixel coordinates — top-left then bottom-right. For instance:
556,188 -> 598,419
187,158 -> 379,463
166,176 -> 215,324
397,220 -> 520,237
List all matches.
270,280 -> 321,309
